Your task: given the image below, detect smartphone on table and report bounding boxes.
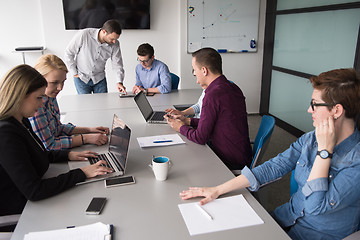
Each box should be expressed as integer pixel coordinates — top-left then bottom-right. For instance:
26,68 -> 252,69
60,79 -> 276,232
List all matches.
105,176 -> 135,188
85,197 -> 107,215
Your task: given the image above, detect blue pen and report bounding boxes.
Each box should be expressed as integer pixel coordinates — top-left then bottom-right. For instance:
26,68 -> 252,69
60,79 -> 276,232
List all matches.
109,224 -> 114,239
153,140 -> 173,143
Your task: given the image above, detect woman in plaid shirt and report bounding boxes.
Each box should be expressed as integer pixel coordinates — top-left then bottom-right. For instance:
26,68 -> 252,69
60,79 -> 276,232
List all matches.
29,54 -> 109,150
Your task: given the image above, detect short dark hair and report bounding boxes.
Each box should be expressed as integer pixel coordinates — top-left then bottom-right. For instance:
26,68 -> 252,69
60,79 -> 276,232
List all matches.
310,68 -> 360,120
137,43 -> 154,58
102,19 -> 122,35
192,48 -> 222,75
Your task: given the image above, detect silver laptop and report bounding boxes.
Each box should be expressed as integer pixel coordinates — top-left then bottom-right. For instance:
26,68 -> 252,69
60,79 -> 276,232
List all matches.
134,91 -> 167,124
68,114 -> 131,184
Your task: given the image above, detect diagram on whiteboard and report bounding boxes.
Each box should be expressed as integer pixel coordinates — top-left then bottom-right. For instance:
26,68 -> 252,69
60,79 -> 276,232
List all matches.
187,0 -> 259,53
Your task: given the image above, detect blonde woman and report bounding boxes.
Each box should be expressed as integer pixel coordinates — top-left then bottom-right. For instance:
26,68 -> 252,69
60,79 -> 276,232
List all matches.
29,54 -> 109,150
0,65 -> 112,227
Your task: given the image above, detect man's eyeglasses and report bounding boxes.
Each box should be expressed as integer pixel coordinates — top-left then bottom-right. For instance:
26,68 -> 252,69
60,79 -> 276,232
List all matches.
310,100 -> 330,111
137,57 -> 152,64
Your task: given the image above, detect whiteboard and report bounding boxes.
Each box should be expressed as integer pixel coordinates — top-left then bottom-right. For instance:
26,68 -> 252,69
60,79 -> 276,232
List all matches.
187,0 -> 260,53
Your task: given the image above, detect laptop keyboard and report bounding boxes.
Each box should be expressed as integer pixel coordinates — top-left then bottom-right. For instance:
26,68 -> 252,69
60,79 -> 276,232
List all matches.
88,152 -> 121,172
151,112 -> 166,121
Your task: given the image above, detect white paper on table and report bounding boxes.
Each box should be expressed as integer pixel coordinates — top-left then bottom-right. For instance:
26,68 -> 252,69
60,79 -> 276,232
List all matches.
178,194 -> 264,236
137,134 -> 185,148
23,222 -> 111,240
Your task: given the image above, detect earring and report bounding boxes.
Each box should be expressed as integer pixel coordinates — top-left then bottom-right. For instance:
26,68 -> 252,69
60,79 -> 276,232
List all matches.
334,117 -> 338,120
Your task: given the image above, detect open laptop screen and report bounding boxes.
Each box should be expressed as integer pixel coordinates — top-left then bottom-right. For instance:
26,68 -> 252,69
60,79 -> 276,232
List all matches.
109,116 -> 131,171
134,92 -> 153,121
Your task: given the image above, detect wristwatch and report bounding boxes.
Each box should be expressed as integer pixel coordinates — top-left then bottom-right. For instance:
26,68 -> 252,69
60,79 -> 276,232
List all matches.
317,149 -> 333,159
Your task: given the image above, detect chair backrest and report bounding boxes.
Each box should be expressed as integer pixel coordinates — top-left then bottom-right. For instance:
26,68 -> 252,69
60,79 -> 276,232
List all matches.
0,214 -> 20,228
0,214 -> 20,239
290,170 -> 298,196
251,115 -> 275,169
170,73 -> 180,90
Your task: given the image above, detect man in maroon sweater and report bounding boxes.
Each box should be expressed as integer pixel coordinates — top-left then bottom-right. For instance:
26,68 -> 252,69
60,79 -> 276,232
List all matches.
165,48 -> 252,170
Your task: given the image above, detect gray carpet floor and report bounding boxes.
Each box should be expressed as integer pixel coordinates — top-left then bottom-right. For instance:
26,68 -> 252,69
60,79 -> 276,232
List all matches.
247,114 -> 298,212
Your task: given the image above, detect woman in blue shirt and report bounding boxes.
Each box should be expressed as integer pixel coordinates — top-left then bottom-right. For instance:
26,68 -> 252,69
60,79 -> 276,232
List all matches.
180,68 -> 360,240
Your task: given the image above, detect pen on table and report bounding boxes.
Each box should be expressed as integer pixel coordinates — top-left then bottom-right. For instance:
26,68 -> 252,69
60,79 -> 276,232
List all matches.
153,140 -> 173,143
196,203 -> 213,220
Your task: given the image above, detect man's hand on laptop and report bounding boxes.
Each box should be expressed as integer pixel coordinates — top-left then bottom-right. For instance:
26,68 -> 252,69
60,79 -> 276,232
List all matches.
133,85 -> 144,94
81,160 -> 114,178
165,108 -> 182,116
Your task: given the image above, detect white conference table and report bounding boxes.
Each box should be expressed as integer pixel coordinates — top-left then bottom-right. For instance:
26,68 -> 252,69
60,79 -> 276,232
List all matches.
58,89 -> 203,113
11,91 -> 290,240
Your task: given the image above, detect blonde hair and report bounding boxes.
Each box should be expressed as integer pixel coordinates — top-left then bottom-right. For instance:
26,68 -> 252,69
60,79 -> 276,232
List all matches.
34,54 -> 68,76
0,65 -> 47,120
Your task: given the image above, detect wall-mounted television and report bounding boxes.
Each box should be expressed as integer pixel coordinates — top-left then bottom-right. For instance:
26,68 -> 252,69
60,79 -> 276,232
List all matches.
62,0 -> 150,30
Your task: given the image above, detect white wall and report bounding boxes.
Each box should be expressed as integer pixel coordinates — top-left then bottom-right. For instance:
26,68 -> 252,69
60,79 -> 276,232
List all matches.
0,0 -> 44,75
0,0 -> 265,113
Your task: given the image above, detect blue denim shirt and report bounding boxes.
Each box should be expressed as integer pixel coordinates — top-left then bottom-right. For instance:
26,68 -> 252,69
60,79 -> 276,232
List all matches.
242,129 -> 360,240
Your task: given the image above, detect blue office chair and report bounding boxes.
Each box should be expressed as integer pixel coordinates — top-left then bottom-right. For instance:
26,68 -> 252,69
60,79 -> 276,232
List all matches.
170,73 -> 180,90
250,115 -> 276,168
232,115 -> 275,175
290,170 -> 298,196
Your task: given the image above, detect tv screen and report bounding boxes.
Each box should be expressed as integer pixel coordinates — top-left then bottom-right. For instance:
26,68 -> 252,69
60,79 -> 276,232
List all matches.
62,0 -> 150,30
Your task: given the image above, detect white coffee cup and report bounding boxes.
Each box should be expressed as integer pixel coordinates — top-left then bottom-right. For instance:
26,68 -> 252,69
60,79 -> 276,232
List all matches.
151,156 -> 172,181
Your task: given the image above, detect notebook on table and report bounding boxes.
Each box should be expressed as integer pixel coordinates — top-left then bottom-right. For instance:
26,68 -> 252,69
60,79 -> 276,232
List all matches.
68,114 -> 131,185
134,91 -> 167,124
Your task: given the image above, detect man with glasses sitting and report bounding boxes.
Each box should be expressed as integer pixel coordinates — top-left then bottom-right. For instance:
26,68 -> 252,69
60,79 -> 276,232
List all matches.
132,43 -> 172,95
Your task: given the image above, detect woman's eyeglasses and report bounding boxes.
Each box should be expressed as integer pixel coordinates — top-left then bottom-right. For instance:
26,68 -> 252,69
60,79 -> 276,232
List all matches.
310,100 -> 330,111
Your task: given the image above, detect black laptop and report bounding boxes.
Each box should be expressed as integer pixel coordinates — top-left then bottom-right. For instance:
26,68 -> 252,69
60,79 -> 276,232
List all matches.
134,91 -> 167,124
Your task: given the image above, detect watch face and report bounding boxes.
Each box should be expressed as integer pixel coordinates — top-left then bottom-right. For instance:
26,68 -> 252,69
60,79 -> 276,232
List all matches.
320,150 -> 329,159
